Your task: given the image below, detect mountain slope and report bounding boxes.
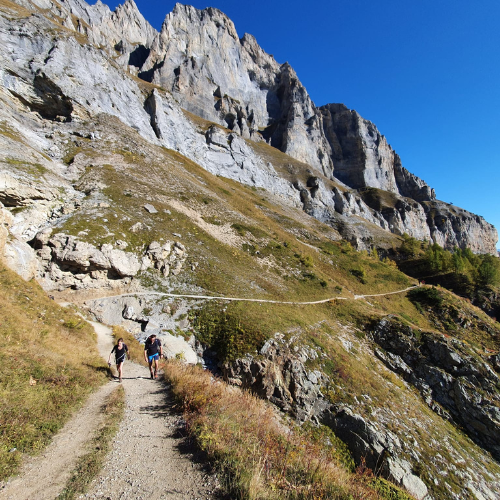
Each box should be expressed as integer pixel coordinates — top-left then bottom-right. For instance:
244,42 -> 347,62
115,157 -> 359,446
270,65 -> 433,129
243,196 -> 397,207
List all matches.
1,0 -> 496,253
0,1 -> 499,499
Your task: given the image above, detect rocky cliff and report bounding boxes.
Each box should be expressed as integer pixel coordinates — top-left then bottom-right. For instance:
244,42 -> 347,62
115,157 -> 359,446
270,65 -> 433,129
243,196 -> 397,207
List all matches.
1,1 -> 500,498
2,0 -> 495,254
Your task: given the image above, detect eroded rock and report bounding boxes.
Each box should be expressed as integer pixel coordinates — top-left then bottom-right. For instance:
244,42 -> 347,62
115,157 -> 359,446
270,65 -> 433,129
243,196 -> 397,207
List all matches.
370,316 -> 500,460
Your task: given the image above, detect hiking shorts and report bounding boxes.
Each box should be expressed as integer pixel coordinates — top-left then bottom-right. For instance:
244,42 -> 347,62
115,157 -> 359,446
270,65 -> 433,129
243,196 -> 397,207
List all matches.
148,353 -> 159,363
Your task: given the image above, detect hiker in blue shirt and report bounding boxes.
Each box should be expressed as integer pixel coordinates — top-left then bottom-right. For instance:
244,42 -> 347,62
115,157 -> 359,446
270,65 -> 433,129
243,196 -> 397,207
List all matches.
108,337 -> 129,383
144,334 -> 163,379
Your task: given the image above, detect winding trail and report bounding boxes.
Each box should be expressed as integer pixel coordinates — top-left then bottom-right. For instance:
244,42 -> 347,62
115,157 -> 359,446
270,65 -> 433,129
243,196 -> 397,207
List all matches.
87,285 -> 419,305
0,318 -> 219,500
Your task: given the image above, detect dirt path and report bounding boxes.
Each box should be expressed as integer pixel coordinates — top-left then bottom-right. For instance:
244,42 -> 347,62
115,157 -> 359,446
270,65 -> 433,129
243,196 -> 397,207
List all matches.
0,383 -> 118,500
1,319 -> 219,500
85,285 -> 419,305
79,352 -> 219,499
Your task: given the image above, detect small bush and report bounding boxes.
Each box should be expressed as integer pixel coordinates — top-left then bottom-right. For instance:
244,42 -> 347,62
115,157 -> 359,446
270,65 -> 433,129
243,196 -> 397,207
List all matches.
350,267 -> 367,284
63,318 -> 85,329
407,287 -> 443,307
299,254 -> 314,268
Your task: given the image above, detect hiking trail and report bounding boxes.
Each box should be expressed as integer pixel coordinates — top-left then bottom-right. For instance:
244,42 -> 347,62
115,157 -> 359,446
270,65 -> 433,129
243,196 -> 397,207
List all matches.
0,318 -> 220,500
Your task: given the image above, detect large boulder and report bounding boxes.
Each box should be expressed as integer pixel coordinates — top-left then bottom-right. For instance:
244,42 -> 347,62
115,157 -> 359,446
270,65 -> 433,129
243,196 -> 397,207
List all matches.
3,237 -> 39,281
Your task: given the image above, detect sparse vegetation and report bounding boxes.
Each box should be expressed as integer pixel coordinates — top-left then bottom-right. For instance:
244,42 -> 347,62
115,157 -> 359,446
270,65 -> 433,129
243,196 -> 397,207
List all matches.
0,264 -> 108,481
164,361 -> 412,500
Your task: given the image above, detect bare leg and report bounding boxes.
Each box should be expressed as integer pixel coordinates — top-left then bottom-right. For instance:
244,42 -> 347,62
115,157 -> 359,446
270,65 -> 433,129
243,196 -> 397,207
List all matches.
154,358 -> 159,378
117,362 -> 123,382
149,360 -> 154,378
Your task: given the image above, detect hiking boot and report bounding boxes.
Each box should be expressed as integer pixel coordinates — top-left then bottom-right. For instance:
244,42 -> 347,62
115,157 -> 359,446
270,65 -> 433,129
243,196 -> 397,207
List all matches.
154,371 -> 158,379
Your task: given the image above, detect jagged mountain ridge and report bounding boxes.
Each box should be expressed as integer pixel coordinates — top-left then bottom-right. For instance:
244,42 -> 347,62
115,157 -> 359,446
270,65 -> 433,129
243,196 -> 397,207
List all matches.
1,1 -> 500,499
4,0 -> 496,254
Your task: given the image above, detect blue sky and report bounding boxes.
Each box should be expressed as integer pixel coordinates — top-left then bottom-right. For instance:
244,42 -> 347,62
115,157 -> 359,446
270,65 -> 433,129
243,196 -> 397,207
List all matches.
102,0 -> 500,247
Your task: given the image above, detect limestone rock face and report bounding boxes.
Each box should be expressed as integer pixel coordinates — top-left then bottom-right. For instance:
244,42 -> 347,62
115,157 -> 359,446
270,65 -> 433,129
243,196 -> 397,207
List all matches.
0,172 -> 58,207
128,2 -> 495,251
0,0 -> 497,258
422,201 -> 498,254
223,336 -> 327,422
320,104 -> 435,201
141,4 -> 333,175
321,407 -> 429,500
32,232 -> 142,290
3,236 -> 39,281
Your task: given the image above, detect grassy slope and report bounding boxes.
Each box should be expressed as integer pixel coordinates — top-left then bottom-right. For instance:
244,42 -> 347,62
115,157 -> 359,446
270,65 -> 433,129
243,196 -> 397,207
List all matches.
0,264 -> 108,480
43,116 -> 500,498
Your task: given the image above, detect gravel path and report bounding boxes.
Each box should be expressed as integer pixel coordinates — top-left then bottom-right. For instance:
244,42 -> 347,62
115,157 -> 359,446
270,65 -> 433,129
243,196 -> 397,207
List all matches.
0,382 -> 117,500
1,318 -> 220,500
79,358 -> 219,500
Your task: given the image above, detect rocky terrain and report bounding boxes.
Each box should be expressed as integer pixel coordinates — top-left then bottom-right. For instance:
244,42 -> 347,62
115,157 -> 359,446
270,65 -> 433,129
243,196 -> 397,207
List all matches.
1,0 -> 497,253
1,1 -> 500,499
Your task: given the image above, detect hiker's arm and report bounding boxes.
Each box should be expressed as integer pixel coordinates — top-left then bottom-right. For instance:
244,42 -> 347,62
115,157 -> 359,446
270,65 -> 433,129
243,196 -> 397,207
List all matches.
160,345 -> 163,358
144,349 -> 148,362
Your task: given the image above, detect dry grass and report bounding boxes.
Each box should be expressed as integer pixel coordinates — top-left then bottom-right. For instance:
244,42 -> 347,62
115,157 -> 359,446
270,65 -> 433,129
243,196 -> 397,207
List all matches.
0,264 -> 108,480
164,361 -> 412,500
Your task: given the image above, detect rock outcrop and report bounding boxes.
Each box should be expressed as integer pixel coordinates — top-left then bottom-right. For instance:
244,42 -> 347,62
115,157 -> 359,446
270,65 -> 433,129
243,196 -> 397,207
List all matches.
31,231 -> 187,291
223,336 -> 328,422
222,335 -> 429,500
370,316 -> 500,460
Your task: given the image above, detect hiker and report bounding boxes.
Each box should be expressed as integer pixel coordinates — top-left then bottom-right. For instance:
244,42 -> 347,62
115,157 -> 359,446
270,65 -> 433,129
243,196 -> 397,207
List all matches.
144,334 -> 163,379
108,337 -> 129,383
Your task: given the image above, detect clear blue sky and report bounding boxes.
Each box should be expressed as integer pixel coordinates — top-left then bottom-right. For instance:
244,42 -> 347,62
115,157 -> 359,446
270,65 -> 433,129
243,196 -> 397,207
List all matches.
102,0 -> 500,247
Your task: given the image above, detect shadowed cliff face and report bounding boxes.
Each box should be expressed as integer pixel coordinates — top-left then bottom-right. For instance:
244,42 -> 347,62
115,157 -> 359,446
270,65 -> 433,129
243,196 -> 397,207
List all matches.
1,0 -> 497,255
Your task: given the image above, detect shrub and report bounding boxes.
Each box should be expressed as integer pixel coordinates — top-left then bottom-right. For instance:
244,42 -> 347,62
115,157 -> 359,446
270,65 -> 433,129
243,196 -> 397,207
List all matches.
400,234 -> 421,258
299,254 -> 314,268
407,287 -> 443,307
350,267 -> 367,284
191,302 -> 268,361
